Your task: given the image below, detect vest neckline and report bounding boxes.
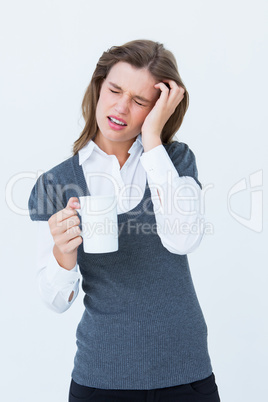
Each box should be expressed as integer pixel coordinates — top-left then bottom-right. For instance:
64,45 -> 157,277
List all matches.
71,154 -> 152,223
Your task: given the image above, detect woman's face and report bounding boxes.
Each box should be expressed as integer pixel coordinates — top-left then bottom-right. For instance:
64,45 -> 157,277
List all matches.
95,62 -> 159,146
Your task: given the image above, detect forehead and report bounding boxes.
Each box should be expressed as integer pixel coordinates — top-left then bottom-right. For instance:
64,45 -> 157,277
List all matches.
105,62 -> 158,98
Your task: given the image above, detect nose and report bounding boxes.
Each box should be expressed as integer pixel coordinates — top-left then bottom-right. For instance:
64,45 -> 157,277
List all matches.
114,95 -> 129,115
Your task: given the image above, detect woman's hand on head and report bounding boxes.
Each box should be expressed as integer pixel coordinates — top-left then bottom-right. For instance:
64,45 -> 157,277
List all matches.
141,80 -> 185,150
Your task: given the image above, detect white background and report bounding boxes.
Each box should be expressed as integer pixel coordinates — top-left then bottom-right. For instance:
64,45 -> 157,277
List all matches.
1,0 -> 267,401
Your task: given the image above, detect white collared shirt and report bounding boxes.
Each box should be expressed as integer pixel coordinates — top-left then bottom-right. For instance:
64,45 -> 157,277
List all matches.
36,134 -> 205,313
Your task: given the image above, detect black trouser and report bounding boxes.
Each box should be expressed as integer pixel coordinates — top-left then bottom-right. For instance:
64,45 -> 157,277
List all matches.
69,372 -> 220,401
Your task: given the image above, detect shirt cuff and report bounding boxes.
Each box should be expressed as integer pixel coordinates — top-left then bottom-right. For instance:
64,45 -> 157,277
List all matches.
45,250 -> 80,286
140,144 -> 179,185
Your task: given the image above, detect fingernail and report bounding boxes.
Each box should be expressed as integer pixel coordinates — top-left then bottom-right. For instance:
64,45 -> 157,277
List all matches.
73,202 -> 80,207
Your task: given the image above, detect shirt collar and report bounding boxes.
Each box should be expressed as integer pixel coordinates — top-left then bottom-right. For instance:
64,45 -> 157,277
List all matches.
78,133 -> 143,165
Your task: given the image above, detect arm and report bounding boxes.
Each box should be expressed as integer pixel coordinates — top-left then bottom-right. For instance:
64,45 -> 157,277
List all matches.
140,80 -> 204,254
140,144 -> 205,254
36,221 -> 80,313
36,197 -> 83,313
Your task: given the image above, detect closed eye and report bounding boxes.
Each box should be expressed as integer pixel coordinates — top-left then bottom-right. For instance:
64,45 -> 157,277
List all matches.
110,89 -> 119,94
134,100 -> 145,107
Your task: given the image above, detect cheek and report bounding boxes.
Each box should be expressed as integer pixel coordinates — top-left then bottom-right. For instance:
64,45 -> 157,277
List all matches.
96,94 -> 103,111
95,101 -> 100,121
96,87 -> 108,109
96,90 -> 107,115
135,110 -> 151,126
95,100 -> 104,127
97,92 -> 114,117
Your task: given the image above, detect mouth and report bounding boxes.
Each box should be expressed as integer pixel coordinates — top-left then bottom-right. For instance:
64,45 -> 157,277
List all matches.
108,116 -> 127,126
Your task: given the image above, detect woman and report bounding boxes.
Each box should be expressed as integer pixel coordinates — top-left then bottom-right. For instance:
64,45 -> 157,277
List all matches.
29,40 -> 221,401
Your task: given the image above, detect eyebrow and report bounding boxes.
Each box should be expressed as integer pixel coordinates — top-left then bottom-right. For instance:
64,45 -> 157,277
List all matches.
108,81 -> 151,103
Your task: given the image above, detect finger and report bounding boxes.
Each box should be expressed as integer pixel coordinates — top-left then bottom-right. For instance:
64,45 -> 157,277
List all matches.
161,79 -> 183,90
161,80 -> 185,96
64,223 -> 82,242
154,82 -> 170,92
53,215 -> 82,245
155,81 -> 185,100
154,82 -> 170,100
66,197 -> 80,211
61,197 -> 81,219
63,214 -> 81,232
66,235 -> 83,253
57,234 -> 83,255
162,81 -> 185,107
50,214 -> 81,240
49,197 -> 80,226
48,196 -> 82,246
49,210 -> 77,232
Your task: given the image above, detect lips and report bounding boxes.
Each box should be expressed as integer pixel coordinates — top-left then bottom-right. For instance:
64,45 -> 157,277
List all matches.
108,115 -> 127,126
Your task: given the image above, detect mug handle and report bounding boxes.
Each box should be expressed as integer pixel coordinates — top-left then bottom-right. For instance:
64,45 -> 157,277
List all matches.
75,208 -> 83,238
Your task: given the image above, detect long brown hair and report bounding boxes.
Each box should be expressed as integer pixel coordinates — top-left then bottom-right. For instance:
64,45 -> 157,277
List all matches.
73,39 -> 189,155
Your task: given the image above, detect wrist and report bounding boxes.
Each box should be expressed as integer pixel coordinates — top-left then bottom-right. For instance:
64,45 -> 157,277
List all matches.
53,245 -> 77,271
142,135 -> 162,152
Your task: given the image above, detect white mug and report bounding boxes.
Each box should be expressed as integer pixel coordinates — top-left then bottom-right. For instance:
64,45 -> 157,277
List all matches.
76,195 -> 118,253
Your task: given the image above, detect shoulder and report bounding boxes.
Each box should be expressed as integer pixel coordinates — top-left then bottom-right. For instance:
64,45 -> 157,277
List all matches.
163,140 -> 195,158
163,140 -> 201,188
42,155 -> 76,183
163,140 -> 198,167
28,155 -> 77,221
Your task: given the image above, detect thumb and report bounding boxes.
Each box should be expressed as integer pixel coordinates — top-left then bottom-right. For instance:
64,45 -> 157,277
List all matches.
66,197 -> 80,210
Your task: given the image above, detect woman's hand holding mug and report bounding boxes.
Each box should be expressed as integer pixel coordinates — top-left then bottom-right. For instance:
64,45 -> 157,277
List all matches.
48,197 -> 82,270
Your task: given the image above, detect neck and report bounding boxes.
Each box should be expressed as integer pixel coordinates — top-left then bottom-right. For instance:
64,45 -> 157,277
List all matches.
93,133 -> 138,168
